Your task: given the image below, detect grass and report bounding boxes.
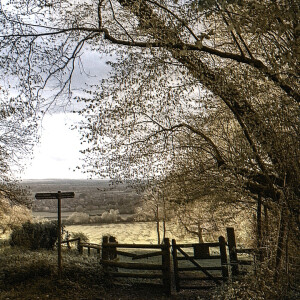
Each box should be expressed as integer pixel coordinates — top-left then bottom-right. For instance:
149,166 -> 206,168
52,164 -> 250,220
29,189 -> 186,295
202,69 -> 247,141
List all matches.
0,245 -> 212,300
0,245 -> 108,300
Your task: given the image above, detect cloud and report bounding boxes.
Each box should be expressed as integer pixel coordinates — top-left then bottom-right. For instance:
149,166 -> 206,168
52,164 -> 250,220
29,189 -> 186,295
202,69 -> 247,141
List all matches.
22,113 -> 86,179
21,49 -> 113,179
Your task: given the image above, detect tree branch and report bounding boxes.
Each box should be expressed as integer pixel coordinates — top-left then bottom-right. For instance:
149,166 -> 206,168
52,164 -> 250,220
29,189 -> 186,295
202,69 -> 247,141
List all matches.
3,22 -> 298,102
153,121 -> 226,168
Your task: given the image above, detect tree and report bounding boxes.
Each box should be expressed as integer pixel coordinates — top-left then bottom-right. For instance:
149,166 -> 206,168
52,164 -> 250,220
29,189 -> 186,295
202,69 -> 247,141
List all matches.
0,196 -> 32,234
140,182 -> 172,244
1,0 -> 299,290
0,88 -> 36,213
0,55 -> 37,229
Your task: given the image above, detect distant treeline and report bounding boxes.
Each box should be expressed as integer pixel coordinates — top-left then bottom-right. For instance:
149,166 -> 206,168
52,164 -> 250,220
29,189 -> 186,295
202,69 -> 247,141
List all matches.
22,179 -> 142,215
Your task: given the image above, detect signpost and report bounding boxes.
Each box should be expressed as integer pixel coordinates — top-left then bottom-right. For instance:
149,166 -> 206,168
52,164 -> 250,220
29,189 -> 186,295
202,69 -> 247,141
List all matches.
35,191 -> 75,278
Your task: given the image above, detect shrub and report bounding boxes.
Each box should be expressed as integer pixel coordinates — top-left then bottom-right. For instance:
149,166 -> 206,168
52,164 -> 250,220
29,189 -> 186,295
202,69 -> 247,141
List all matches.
70,232 -> 89,243
100,209 -> 120,223
212,264 -> 300,300
9,221 -> 58,250
65,212 -> 90,224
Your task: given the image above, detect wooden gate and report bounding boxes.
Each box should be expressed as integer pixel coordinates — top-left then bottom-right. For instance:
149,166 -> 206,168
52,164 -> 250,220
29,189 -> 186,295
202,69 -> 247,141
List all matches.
101,236 -> 172,296
172,236 -> 228,291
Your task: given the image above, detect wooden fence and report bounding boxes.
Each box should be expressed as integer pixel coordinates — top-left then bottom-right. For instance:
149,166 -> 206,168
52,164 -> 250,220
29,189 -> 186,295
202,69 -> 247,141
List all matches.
61,237 -> 101,257
61,237 -> 80,249
100,236 -> 172,296
172,236 -> 228,292
78,242 -> 101,256
61,227 -> 255,295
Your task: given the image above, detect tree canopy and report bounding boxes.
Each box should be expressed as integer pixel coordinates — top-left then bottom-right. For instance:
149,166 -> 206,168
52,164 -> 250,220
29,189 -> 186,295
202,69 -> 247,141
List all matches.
0,0 -> 299,291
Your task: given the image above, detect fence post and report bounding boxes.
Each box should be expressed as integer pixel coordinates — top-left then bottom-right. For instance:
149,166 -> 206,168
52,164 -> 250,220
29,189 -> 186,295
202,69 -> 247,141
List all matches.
108,236 -> 117,260
162,238 -> 171,296
226,227 -> 239,276
66,237 -> 71,250
102,236 -> 109,274
108,236 -> 118,272
219,236 -> 229,280
102,236 -> 109,259
172,239 -> 180,292
77,238 -> 83,254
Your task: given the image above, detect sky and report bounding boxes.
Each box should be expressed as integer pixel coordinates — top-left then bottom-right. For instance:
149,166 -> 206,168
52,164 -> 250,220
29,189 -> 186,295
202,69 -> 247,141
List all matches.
20,51 -> 111,180
21,113 -> 86,180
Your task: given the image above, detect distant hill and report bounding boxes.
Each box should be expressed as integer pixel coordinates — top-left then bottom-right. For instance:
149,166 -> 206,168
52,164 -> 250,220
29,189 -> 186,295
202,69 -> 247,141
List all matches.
21,179 -> 142,214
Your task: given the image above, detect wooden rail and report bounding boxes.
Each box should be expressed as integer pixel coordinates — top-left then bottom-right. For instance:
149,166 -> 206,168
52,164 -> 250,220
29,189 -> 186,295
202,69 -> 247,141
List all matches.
61,237 -> 80,250
61,238 -> 101,256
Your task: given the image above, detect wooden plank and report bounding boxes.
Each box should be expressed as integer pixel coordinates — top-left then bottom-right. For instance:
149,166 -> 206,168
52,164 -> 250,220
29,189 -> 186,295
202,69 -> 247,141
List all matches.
116,250 -> 137,258
100,260 -> 163,270
103,243 -> 163,249
61,238 -> 80,243
178,266 -> 223,271
176,247 -> 221,285
180,285 -> 215,290
109,272 -> 163,279
132,251 -> 163,260
83,245 -> 101,250
35,193 -> 59,199
81,244 -> 101,250
81,242 -> 101,246
35,192 -> 75,199
179,276 -> 224,281
174,242 -> 220,248
177,255 -> 221,260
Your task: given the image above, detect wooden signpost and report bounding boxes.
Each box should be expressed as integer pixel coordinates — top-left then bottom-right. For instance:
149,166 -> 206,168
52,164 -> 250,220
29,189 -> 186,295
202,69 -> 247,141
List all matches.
35,191 -> 75,278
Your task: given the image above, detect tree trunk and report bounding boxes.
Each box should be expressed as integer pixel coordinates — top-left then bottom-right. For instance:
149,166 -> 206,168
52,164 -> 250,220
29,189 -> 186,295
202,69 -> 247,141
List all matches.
197,223 -> 204,243
162,219 -> 166,242
264,204 -> 269,237
257,194 -> 262,248
257,195 -> 263,261
155,206 -> 160,244
274,205 -> 288,282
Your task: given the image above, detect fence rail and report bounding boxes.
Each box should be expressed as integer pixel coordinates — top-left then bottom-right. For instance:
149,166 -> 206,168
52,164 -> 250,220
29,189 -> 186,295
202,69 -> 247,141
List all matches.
61,237 -> 101,256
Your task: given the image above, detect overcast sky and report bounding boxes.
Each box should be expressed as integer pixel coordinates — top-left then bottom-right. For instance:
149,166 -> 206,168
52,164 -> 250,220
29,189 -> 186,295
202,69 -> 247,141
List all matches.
21,51 -> 111,180
21,113 -> 86,179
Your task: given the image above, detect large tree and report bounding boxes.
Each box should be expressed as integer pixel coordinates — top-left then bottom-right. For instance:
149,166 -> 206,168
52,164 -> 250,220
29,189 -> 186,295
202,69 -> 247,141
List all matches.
1,0 -> 299,288
0,87 -> 36,202
0,89 -> 36,232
